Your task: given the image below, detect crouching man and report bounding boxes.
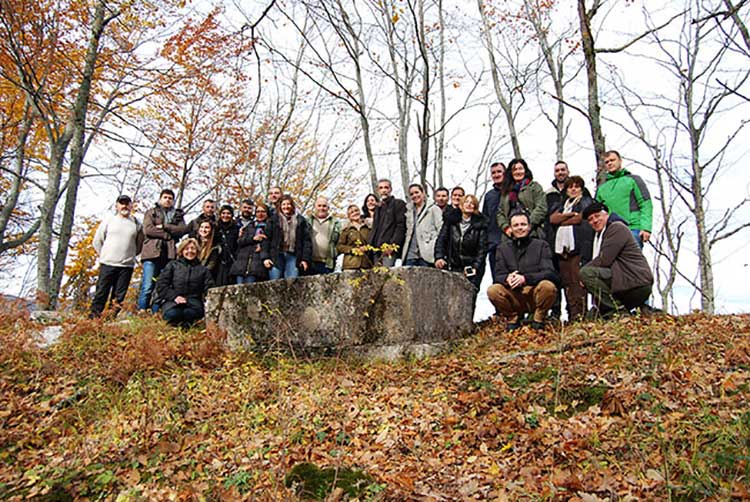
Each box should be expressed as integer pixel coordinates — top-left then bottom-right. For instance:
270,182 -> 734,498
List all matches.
487,211 -> 558,331
580,202 -> 653,317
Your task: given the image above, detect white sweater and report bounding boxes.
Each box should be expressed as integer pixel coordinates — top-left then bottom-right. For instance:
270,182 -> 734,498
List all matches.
93,214 -> 143,267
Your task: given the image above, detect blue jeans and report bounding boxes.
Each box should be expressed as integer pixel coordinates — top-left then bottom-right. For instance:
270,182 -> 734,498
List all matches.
632,229 -> 644,249
236,275 -> 257,285
269,252 -> 299,279
403,258 -> 432,267
138,259 -> 165,311
312,261 -> 333,275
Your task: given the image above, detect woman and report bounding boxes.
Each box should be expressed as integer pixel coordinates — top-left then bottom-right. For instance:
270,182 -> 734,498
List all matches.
434,194 -> 488,291
402,183 -> 443,267
337,204 -> 372,270
549,175 -> 593,321
231,202 -> 277,283
155,238 -> 214,327
497,158 -> 547,241
196,221 -> 220,276
361,193 -> 378,227
269,195 -> 312,279
214,205 -> 239,286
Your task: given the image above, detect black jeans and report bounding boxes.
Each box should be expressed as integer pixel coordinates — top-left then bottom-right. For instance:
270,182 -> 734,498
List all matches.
90,264 -> 134,316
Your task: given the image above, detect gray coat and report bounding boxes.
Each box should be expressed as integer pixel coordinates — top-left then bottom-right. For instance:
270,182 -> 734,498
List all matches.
401,202 -> 443,263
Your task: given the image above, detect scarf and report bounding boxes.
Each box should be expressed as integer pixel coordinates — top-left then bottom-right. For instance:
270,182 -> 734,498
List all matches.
508,178 -> 531,206
555,196 -> 581,255
279,213 -> 296,252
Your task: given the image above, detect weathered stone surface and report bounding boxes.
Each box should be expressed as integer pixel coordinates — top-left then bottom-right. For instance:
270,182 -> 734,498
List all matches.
205,267 -> 475,360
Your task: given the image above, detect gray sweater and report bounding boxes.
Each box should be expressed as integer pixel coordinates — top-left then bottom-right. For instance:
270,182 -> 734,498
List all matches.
93,214 -> 144,267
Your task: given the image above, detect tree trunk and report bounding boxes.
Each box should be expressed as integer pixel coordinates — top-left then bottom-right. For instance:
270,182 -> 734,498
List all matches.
576,0 -> 607,185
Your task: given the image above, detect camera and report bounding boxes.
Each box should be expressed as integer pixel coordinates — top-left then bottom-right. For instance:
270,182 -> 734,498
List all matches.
464,266 -> 476,277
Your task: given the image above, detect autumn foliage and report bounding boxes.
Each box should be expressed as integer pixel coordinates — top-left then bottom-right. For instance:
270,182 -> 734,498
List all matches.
0,310 -> 749,500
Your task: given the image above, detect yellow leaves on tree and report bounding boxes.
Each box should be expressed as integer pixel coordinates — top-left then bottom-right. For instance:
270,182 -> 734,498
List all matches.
61,217 -> 100,310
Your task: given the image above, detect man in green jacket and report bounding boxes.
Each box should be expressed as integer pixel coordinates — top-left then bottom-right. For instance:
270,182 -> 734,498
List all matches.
596,151 -> 652,248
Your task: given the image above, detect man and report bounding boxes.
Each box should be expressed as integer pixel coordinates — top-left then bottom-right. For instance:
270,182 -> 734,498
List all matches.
434,187 -> 450,211
187,199 -> 217,237
369,178 -> 406,267
544,160 -> 570,320
308,196 -> 341,274
481,162 -> 505,282
138,189 -> 188,311
580,202 -> 653,316
450,186 -> 465,209
596,150 -> 652,248
266,186 -> 283,217
236,198 -> 255,229
487,211 -> 558,331
90,195 -> 143,317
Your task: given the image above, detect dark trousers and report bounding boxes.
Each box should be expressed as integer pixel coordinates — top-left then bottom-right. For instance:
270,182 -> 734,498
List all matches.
162,304 -> 204,327
580,265 -> 651,312
558,254 -> 586,321
312,261 -> 334,275
404,258 -> 432,267
90,264 -> 133,316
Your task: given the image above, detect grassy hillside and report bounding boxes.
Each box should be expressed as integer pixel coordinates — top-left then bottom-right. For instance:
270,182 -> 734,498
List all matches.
0,308 -> 748,501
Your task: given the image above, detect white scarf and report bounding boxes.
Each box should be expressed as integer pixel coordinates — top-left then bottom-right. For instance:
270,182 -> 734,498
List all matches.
554,197 -> 578,254
593,223 -> 607,259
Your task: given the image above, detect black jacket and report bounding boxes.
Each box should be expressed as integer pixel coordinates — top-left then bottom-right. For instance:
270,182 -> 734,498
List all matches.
275,213 -> 313,270
547,193 -> 595,264
434,213 -> 488,272
494,236 -> 559,287
482,184 -> 503,247
230,220 -> 275,279
155,256 -> 214,311
369,196 -> 407,251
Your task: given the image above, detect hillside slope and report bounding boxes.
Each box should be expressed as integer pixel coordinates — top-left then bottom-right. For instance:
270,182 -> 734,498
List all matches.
1,310 -> 748,500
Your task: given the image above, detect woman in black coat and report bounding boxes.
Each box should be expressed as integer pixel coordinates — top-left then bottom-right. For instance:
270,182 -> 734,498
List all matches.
548,175 -> 594,320
155,238 -> 214,327
231,202 -> 277,283
434,194 -> 488,291
269,195 -> 312,279
214,205 -> 239,286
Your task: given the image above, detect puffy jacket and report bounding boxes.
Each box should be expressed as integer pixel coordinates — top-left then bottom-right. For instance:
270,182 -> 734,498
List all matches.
230,220 -> 274,280
155,256 -> 214,311
496,181 -> 547,240
434,213 -> 488,272
494,236 -> 559,287
369,196 -> 407,252
586,220 -> 653,293
595,168 -> 652,232
402,202 -> 443,263
141,204 -> 188,261
337,222 -> 373,270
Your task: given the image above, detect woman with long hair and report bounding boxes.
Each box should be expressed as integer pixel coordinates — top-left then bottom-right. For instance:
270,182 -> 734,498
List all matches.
497,158 -> 547,241
155,238 -> 214,327
214,204 -> 239,286
196,220 -> 220,276
269,195 -> 312,279
361,193 -> 378,227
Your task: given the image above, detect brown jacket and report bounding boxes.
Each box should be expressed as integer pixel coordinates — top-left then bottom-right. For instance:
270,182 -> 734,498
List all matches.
337,222 -> 372,270
588,220 -> 653,293
141,204 -> 188,261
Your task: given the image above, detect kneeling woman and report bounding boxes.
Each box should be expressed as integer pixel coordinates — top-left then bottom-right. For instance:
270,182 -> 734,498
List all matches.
156,238 -> 214,327
231,202 -> 277,283
434,194 -> 488,291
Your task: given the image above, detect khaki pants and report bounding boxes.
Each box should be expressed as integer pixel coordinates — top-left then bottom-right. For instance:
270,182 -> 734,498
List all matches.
487,280 -> 558,323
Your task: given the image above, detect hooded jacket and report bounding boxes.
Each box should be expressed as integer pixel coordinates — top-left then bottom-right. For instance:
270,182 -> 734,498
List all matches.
155,256 -> 214,311
595,168 -> 653,232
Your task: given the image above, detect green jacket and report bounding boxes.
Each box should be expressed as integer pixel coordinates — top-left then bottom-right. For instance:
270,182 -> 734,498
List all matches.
595,168 -> 652,233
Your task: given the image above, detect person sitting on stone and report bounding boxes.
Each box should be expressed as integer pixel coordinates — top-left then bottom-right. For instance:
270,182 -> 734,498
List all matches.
580,202 -> 653,317
434,194 -> 488,292
231,202 -> 277,284
337,204 -> 373,270
487,210 -> 558,331
155,238 -> 214,327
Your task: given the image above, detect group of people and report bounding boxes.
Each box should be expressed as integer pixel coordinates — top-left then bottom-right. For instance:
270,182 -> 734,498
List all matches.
90,149 -> 655,330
